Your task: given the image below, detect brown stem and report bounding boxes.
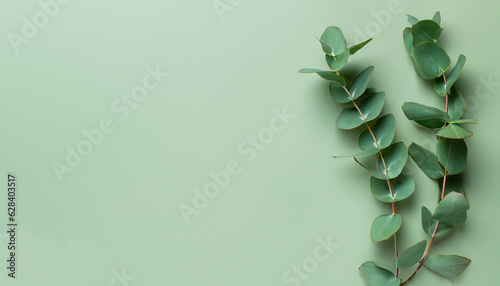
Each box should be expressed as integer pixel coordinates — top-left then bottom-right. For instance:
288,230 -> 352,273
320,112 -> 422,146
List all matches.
441,172 -> 448,200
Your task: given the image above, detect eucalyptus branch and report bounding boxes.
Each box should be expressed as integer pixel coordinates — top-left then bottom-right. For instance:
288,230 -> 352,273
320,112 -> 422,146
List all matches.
401,11 -> 474,283
300,27 -> 412,286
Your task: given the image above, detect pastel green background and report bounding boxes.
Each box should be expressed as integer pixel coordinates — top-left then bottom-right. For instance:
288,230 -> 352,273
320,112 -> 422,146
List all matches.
0,0 -> 497,285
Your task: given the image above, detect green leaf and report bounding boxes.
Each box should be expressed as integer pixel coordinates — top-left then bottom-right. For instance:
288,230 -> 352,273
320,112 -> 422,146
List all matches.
395,240 -> 427,268
413,42 -> 451,78
360,261 -> 401,286
319,26 -> 347,56
336,92 -> 385,129
298,68 -> 346,85
370,175 -> 415,203
349,66 -> 374,100
438,175 -> 465,198
408,143 -> 444,179
358,114 -> 396,150
407,14 -> 419,25
436,138 -> 468,175
412,60 -> 435,79
421,206 -> 453,237
371,214 -> 402,242
451,118 -> 477,124
403,27 -> 414,57
329,81 -> 351,103
447,88 -> 466,121
432,11 -> 441,25
402,102 -> 449,129
436,124 -> 473,139
432,192 -> 469,225
349,38 -> 372,55
325,50 -> 350,71
424,255 -> 471,278
412,20 -> 442,45
434,55 -> 466,96
376,142 -> 408,179
333,147 -> 380,159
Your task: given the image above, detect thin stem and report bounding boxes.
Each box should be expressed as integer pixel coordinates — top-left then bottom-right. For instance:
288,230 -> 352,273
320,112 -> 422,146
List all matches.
365,123 -> 380,148
394,232 -> 399,278
341,85 -> 365,119
441,172 -> 448,200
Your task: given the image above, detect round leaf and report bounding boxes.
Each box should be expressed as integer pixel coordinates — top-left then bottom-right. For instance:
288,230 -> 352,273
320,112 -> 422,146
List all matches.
325,50 -> 350,72
336,92 -> 385,129
436,138 -> 468,175
360,261 -> 401,286
376,142 -> 408,179
413,42 -> 451,78
371,214 -> 402,242
432,192 -> 470,225
412,20 -> 442,45
412,59 -> 435,79
358,114 -> 396,150
370,175 -> 415,203
320,26 -> 347,55
424,255 -> 471,278
395,240 -> 427,268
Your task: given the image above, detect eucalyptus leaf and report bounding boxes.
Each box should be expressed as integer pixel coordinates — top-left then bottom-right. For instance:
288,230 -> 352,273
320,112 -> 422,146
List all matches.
371,214 -> 402,242
336,92 -> 385,129
434,55 -> 466,96
395,240 -> 427,268
333,148 -> 380,159
370,175 -> 415,203
413,59 -> 436,79
436,124 -> 473,139
329,81 -> 351,103
413,42 -> 451,78
358,114 -> 396,150
421,206 -> 453,237
448,88 -> 466,121
424,255 -> 471,278
298,68 -> 347,85
376,142 -> 408,179
319,26 -> 347,55
412,20 -> 442,45
408,142 -> 444,179
349,38 -> 372,55
359,261 -> 401,286
432,11 -> 441,25
432,192 -> 469,225
451,118 -> 477,124
349,66 -> 375,100
436,138 -> 468,175
326,50 -> 350,71
407,14 -> 419,25
402,102 -> 449,129
403,27 -> 414,57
